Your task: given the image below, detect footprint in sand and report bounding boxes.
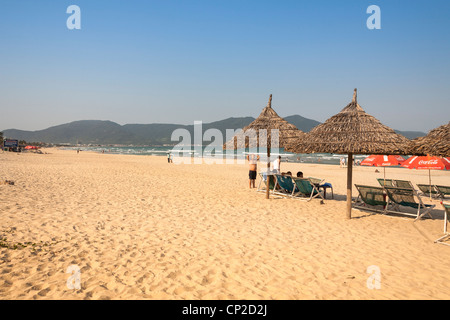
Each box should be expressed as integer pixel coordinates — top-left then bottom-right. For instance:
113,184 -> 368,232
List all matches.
37,287 -> 51,297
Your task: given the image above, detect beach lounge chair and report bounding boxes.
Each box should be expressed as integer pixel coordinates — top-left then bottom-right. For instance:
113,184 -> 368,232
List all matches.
309,177 -> 334,199
435,201 -> 450,246
377,178 -> 394,187
354,184 -> 387,213
393,180 -> 414,190
416,184 -> 440,199
384,186 -> 435,220
257,172 -> 276,193
291,177 -> 324,201
376,178 -> 414,190
435,185 -> 450,199
273,174 -> 298,197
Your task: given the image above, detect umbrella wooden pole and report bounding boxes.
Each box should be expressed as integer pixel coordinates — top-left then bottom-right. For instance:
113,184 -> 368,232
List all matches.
429,169 -> 432,201
266,147 -> 271,199
346,153 -> 353,219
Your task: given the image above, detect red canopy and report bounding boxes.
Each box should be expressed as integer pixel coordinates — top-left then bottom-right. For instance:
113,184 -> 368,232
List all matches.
361,155 -> 406,167
361,154 -> 407,182
401,156 -> 450,170
401,155 -> 450,200
25,146 -> 39,150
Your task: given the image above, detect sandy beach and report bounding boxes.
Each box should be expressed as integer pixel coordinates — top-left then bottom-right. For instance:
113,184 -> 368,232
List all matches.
0,148 -> 449,300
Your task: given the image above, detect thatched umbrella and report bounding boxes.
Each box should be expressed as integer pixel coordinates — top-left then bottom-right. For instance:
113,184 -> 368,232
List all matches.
223,94 -> 306,199
285,89 -> 414,218
413,122 -> 449,157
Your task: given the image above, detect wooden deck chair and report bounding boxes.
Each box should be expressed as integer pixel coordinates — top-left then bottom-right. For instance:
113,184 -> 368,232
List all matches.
416,184 -> 440,199
435,201 -> 450,246
435,185 -> 450,199
353,184 -> 387,213
377,178 -> 394,187
273,174 -> 298,197
384,186 -> 435,220
393,179 -> 414,190
291,177 -> 324,201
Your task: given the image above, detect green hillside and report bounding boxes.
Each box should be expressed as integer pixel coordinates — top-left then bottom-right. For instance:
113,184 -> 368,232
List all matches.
2,116 -> 425,146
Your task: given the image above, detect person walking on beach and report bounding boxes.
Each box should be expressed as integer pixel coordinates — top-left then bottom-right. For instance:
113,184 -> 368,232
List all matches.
247,154 -> 259,188
273,156 -> 281,174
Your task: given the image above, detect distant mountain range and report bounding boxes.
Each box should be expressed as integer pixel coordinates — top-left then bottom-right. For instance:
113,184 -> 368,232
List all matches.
1,116 -> 425,146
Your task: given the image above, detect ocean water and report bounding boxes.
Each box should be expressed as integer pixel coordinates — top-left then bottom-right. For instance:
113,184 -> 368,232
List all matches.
64,146 -> 369,165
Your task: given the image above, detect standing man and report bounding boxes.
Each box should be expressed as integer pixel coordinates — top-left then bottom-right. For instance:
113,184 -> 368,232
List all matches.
247,154 -> 260,188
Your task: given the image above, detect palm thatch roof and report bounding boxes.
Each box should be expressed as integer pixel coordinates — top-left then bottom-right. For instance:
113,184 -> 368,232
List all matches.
285,89 -> 414,155
223,94 -> 305,150
285,88 -> 415,219
413,122 -> 449,157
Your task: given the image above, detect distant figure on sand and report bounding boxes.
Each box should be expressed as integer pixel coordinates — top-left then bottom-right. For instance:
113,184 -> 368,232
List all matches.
273,156 -> 281,174
247,154 -> 260,188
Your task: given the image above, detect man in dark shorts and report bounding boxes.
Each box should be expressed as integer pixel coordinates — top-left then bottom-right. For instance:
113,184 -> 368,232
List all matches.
247,154 -> 259,188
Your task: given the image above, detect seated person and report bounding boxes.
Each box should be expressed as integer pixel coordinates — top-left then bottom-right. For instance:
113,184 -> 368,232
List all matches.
296,171 -> 303,178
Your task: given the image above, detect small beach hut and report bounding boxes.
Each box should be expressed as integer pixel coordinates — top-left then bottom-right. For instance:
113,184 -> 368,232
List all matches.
413,122 -> 450,158
285,89 -> 414,219
223,94 -> 306,199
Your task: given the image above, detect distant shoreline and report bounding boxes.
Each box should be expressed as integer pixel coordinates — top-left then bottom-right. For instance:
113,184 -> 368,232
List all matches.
60,145 -> 387,167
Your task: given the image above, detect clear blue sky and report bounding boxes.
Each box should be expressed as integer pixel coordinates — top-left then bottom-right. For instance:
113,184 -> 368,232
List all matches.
1,0 -> 449,132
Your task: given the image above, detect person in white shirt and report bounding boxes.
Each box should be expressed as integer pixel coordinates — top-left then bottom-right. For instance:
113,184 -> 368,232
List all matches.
273,156 -> 281,174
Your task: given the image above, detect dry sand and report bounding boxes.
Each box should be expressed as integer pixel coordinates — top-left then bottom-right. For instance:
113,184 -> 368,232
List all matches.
0,148 -> 449,300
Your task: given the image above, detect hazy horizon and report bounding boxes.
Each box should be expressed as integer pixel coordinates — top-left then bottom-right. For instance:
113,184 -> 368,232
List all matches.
1,1 -> 449,133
